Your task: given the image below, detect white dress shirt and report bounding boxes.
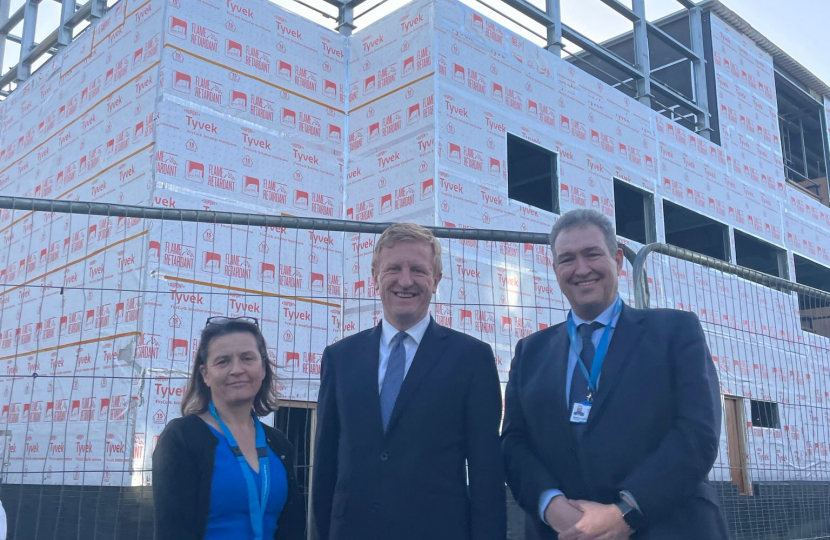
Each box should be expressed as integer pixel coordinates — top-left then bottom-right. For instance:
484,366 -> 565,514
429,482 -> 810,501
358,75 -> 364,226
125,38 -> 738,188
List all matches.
378,313 -> 431,393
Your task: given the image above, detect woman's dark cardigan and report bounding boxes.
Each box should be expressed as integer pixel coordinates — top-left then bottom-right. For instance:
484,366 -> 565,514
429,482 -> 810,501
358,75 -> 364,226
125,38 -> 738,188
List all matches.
152,414 -> 306,540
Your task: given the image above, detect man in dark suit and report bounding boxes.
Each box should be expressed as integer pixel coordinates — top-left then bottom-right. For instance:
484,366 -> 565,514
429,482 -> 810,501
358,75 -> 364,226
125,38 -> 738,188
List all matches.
312,222 -> 506,540
502,209 -> 727,540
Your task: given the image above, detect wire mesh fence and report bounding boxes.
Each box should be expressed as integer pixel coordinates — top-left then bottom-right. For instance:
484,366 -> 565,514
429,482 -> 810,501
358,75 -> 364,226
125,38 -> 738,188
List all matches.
0,196 -> 826,540
632,244 -> 830,540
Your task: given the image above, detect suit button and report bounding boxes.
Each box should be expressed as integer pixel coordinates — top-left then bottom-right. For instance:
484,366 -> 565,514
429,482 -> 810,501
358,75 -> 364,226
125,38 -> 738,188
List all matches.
380,450 -> 389,461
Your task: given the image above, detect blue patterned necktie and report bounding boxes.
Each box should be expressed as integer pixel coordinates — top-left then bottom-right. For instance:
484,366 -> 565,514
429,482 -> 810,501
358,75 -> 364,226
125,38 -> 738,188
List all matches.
380,331 -> 407,431
569,322 -> 605,408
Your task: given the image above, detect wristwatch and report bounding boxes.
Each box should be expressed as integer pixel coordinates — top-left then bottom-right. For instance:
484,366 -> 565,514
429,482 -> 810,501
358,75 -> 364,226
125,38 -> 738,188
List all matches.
614,499 -> 644,531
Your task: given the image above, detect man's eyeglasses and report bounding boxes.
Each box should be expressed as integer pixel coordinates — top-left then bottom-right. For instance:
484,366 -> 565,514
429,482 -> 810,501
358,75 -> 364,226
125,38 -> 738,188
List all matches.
205,316 -> 259,327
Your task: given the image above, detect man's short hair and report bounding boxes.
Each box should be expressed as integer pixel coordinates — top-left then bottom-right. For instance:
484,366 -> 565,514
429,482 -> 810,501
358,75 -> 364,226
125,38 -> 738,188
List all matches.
372,222 -> 443,275
548,209 -> 618,264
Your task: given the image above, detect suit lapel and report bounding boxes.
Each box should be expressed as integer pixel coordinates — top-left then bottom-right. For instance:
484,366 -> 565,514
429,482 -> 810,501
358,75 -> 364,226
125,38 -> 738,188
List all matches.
384,318 -> 446,434
543,324 -> 572,424
587,304 -> 645,424
356,324 -> 385,436
534,324 -> 575,456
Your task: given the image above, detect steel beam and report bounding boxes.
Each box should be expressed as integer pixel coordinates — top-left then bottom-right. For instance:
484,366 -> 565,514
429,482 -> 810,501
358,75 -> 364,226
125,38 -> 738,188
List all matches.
0,64 -> 16,89
22,26 -> 58,67
0,3 -> 24,35
598,0 -> 638,22
0,0 -> 93,90
646,21 -> 699,61
500,0 -> 555,27
632,0 -> 651,107
775,66 -> 823,106
66,0 -> 92,27
651,78 -> 707,119
561,24 -> 643,81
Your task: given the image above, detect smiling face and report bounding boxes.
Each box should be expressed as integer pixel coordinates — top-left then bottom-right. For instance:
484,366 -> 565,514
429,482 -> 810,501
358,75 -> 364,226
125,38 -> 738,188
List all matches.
372,240 -> 442,331
553,224 -> 623,320
199,332 -> 266,409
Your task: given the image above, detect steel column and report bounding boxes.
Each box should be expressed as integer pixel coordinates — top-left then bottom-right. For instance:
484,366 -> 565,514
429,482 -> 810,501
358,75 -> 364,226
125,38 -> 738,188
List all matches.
689,6 -> 712,138
336,3 -> 355,36
545,0 -> 562,57
632,0 -> 651,107
90,0 -> 106,19
58,0 -> 77,47
15,0 -> 37,81
0,0 -> 10,78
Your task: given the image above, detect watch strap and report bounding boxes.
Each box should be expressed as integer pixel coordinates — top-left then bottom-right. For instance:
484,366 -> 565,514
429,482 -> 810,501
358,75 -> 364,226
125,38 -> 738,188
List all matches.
614,500 -> 643,530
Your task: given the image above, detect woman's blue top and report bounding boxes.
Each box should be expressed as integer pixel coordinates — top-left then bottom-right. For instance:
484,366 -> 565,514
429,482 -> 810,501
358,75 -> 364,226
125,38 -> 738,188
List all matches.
204,424 -> 288,540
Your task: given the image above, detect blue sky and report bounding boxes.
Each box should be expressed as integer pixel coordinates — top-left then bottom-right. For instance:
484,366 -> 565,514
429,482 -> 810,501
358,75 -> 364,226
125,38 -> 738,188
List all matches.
275,0 -> 830,91
712,0 -> 830,86
5,0 -> 828,93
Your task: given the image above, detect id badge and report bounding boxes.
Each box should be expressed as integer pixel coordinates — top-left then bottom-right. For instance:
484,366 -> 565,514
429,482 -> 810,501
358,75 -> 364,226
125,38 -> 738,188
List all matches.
570,401 -> 592,424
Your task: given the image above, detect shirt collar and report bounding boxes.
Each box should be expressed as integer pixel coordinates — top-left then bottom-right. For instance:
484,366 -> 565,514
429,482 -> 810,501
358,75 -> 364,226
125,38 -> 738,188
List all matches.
381,313 -> 431,346
571,295 -> 622,328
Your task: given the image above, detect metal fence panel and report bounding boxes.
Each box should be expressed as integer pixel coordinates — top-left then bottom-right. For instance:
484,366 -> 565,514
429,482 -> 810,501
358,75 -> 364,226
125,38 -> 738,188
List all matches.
0,198 -> 827,539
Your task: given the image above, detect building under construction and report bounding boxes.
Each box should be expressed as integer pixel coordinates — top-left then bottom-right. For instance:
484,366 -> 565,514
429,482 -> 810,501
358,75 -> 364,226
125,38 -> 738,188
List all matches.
0,0 -> 827,538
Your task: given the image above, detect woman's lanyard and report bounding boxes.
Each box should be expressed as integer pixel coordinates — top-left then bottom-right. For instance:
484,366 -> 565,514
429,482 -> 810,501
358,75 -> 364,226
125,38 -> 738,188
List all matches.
209,402 -> 270,540
566,297 -> 623,402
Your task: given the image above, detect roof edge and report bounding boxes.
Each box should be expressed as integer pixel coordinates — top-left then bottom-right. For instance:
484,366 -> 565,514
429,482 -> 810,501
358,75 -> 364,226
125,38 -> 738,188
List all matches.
699,0 -> 830,98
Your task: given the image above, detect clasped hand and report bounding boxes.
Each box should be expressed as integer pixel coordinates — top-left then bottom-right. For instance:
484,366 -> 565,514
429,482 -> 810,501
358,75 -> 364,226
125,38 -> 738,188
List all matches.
545,497 -> 633,540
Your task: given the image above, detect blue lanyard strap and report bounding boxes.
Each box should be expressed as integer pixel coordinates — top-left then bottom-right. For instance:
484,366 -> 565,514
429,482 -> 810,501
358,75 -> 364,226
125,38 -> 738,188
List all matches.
209,402 -> 270,540
566,298 -> 623,398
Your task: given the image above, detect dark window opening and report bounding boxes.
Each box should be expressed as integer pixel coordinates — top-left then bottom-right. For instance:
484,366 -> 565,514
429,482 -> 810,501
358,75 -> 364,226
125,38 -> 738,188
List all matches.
776,72 -> 829,205
734,230 -> 787,279
648,17 -> 695,103
507,133 -> 558,214
750,400 -> 780,429
794,254 -> 830,338
275,406 -> 313,500
565,10 -> 704,132
614,179 -> 655,245
663,201 -> 729,261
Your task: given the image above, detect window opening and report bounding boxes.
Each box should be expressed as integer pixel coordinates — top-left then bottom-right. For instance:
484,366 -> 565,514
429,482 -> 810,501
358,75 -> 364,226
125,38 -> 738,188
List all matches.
734,230 -> 787,278
662,200 -> 729,261
507,133 -> 559,214
613,179 -> 655,244
750,399 -> 780,430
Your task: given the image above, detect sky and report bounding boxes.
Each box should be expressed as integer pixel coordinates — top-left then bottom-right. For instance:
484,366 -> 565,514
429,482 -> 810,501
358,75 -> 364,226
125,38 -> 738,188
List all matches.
271,0 -> 830,91
3,0 -> 829,92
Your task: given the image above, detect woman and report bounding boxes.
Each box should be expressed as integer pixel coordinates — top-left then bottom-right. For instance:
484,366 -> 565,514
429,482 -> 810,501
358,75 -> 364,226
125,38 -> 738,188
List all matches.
153,317 -> 305,540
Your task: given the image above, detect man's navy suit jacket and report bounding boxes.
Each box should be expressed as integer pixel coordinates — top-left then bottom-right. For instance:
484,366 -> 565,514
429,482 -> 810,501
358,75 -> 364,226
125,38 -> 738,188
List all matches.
502,304 -> 729,540
312,318 -> 506,540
